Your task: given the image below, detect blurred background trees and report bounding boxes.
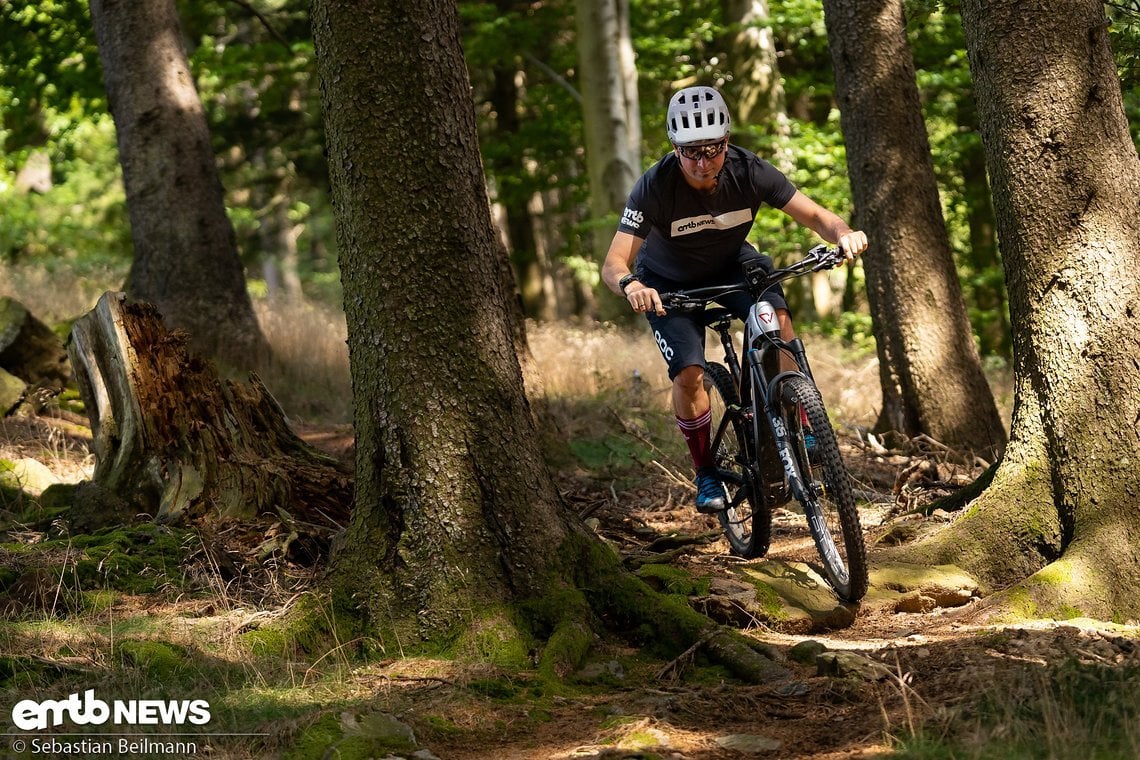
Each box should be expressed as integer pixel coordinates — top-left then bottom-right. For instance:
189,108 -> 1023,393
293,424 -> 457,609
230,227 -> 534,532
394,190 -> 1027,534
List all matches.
3,0 -> 1138,365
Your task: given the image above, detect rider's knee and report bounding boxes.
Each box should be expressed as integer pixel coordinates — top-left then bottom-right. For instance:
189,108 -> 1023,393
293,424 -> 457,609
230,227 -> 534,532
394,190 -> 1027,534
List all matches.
674,365 -> 704,394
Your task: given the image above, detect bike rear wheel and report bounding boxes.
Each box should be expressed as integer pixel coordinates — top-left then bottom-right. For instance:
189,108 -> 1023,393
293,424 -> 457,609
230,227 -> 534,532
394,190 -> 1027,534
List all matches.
705,362 -> 770,558
778,375 -> 867,601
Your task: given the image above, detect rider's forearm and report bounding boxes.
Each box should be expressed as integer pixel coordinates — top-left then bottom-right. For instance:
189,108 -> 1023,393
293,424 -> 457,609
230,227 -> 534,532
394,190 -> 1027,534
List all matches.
602,231 -> 643,295
812,209 -> 853,244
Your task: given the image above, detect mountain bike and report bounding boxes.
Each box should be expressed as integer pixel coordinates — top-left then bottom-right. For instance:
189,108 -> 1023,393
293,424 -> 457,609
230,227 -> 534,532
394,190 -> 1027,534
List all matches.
659,244 -> 868,602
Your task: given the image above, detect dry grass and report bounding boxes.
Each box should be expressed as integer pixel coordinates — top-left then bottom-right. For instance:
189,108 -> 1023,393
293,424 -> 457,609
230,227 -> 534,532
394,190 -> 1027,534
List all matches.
0,262 -> 123,324
253,297 -> 352,424
527,318 -> 884,427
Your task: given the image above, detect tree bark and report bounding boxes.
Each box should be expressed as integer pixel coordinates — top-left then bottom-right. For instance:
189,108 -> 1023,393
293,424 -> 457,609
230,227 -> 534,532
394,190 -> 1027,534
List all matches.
88,0 -> 270,371
312,0 -> 577,640
307,0 -> 792,682
822,0 -> 1007,461
906,0 -> 1140,620
67,291 -> 350,549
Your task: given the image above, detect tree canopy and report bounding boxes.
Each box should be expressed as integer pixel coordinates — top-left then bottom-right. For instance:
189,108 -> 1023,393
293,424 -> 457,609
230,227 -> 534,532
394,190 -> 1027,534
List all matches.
8,0 -> 1136,353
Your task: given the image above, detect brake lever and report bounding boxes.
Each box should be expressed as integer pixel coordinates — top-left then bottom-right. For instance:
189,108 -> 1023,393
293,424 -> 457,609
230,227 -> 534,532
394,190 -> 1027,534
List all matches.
808,244 -> 845,271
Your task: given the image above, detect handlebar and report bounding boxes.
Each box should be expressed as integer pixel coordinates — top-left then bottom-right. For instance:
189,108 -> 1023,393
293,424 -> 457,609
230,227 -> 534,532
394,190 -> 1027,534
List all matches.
659,244 -> 847,311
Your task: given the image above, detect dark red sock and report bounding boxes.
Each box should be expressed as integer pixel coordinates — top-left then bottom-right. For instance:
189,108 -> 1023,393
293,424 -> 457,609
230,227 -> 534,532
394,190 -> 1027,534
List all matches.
677,409 -> 714,470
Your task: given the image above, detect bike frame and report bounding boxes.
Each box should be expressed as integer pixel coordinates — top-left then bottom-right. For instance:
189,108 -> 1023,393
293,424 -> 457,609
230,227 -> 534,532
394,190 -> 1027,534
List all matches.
675,245 -> 844,509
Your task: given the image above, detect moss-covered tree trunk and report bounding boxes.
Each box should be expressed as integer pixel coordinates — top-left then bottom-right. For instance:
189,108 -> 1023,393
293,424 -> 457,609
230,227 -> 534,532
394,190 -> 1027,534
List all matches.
823,0 -> 1007,461
308,1 -> 791,683
903,0 -> 1140,620
311,0 -> 577,643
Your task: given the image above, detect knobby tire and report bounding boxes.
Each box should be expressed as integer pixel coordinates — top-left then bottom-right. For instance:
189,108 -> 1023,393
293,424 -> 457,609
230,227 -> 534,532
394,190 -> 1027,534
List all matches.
779,375 -> 868,602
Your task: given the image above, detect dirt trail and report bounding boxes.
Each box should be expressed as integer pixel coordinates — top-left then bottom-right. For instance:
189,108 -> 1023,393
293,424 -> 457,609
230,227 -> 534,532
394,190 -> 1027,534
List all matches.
4,415 -> 1136,760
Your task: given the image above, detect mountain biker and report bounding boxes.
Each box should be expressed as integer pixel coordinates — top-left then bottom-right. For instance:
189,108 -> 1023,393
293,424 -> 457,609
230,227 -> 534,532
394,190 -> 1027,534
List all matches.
601,85 -> 868,514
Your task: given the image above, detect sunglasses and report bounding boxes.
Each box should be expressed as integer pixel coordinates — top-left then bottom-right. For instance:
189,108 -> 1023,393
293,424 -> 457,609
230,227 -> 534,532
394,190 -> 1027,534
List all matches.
676,140 -> 727,161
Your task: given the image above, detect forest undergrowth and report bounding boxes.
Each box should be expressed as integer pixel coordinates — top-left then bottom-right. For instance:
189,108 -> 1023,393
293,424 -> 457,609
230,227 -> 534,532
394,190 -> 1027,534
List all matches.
2,277 -> 1138,759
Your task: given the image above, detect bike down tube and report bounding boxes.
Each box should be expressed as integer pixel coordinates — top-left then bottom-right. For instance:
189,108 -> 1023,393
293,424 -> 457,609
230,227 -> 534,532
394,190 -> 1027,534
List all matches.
746,347 -> 810,503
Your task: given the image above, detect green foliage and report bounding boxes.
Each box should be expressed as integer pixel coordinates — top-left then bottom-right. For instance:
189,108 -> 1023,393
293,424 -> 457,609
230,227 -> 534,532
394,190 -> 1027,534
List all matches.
0,0 -> 105,150
1108,1 -> 1140,148
6,0 -> 1137,349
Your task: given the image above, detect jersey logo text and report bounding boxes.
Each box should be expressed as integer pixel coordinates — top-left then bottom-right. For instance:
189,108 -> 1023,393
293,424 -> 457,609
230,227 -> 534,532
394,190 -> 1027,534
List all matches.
671,208 -> 751,237
621,207 -> 644,229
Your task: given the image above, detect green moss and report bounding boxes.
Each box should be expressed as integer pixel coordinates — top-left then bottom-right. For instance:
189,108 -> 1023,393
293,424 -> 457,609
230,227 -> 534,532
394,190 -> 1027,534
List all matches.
37,483 -> 75,513
282,712 -> 416,760
81,589 -> 116,612
20,523 -> 192,594
683,663 -> 734,685
467,678 -> 521,700
747,578 -> 788,621
419,714 -> 462,738
1055,604 -> 1083,621
635,563 -> 711,596
1030,561 -> 1071,587
242,591 -> 369,660
242,627 -> 290,658
1006,588 -> 1038,620
118,639 -> 192,680
450,606 -> 533,668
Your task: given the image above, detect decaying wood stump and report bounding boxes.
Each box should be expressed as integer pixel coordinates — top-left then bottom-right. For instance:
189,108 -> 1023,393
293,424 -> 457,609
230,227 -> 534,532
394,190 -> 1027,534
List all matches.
67,292 -> 352,545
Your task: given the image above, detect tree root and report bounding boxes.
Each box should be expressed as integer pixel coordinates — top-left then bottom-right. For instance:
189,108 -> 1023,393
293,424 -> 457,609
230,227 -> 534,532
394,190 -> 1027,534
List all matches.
567,535 -> 791,684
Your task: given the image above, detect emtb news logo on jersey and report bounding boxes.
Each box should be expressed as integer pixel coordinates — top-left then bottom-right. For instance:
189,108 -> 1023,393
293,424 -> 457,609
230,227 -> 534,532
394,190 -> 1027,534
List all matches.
622,207 -> 644,229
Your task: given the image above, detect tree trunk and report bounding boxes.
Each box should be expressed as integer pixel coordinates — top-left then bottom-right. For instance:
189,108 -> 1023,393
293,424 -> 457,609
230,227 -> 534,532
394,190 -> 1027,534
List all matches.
721,0 -> 791,162
312,0 -> 576,638
307,0 -> 790,682
88,0 -> 270,372
489,57 -> 557,321
903,0 -> 1140,621
575,0 -> 641,322
823,0 -> 1007,461
67,291 -> 350,551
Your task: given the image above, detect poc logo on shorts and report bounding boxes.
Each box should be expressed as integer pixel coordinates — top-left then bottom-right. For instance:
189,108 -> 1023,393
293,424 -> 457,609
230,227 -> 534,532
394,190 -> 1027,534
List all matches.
654,330 -> 674,361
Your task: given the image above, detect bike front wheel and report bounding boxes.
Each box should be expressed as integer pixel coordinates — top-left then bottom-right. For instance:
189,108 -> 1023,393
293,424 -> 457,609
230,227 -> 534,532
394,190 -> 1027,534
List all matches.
778,375 -> 868,602
705,362 -> 770,558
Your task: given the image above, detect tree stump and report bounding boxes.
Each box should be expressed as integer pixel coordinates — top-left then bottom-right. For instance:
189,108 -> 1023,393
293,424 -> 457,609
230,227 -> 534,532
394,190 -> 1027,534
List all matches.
67,292 -> 352,546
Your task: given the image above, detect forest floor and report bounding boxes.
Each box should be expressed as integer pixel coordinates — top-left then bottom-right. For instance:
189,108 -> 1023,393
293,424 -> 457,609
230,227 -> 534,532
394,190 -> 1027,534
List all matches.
2,351 -> 1138,759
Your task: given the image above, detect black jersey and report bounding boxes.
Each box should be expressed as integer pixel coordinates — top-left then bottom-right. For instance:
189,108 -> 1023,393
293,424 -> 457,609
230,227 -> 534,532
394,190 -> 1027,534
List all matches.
617,145 -> 796,282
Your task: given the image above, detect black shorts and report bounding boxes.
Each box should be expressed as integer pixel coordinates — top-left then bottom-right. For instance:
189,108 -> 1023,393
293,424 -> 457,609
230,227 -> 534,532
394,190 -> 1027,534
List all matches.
639,245 -> 790,380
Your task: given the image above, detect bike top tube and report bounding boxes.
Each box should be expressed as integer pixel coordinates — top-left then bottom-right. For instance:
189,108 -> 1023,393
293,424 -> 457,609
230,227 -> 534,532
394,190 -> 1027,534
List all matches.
658,244 -> 847,310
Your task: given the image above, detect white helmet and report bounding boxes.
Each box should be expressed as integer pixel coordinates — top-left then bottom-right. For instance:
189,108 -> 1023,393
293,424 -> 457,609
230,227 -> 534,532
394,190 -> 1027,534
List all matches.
666,86 -> 730,145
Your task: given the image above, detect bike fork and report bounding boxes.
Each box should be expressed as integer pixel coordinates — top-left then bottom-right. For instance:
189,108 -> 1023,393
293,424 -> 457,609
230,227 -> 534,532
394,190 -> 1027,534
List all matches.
746,349 -> 810,504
